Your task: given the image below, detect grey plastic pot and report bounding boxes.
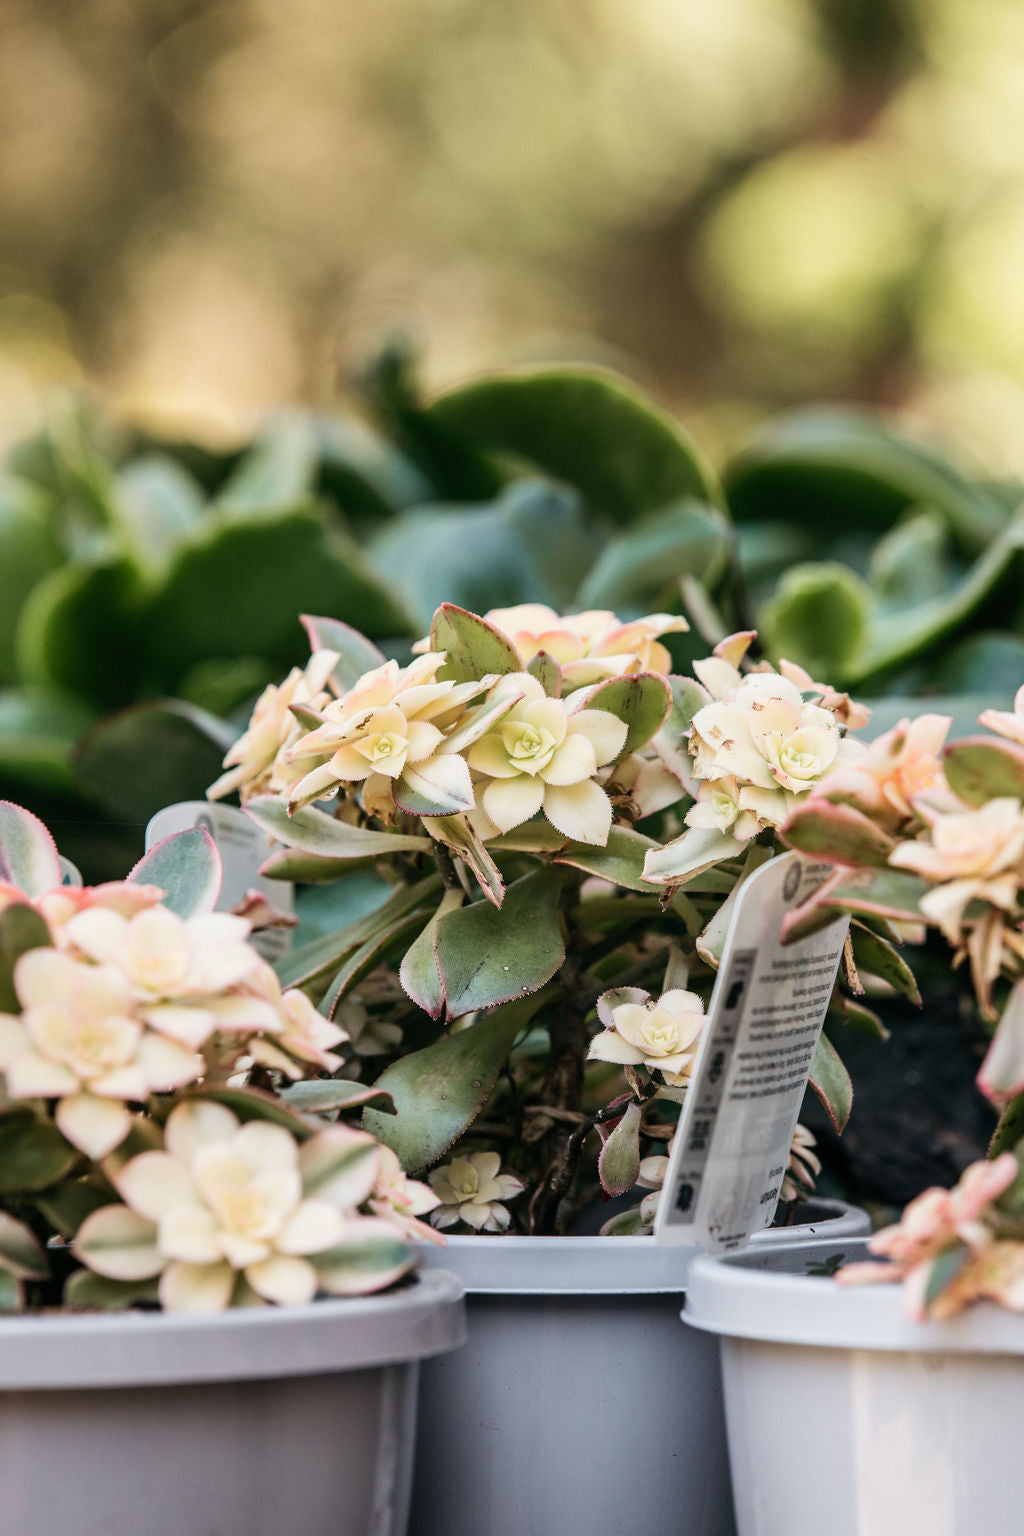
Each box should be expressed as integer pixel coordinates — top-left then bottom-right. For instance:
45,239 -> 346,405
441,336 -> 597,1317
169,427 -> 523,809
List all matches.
0,1268 -> 465,1536
685,1235 -> 1024,1536
410,1200 -> 868,1536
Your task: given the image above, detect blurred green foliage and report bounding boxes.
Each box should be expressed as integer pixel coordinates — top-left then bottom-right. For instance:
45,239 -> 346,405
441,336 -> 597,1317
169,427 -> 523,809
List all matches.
1,354 -> 1021,880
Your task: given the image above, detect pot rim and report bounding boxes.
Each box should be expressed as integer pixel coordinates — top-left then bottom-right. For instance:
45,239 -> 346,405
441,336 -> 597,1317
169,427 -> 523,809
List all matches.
0,1267 -> 466,1391
684,1236 -> 1024,1355
417,1198 -> 868,1295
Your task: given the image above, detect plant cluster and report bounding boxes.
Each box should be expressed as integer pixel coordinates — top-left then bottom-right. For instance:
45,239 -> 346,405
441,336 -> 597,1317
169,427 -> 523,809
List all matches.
213,599 -> 898,1237
0,803 -> 436,1313
4,361 -> 1023,887
781,686 -> 1024,1317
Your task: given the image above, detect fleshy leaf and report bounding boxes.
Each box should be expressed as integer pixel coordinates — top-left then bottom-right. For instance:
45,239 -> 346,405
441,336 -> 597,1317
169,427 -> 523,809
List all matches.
573,673 -> 671,757
527,651 -> 561,697
428,603 -> 521,685
0,902 -> 52,1012
0,1108 -> 79,1193
278,1080 -> 396,1116
0,801 -> 61,896
300,614 -> 388,693
979,978 -> 1024,1105
320,912 -> 427,1017
364,991 -> 547,1171
63,1270 -> 161,1312
313,1222 -> 415,1296
128,826 -> 222,918
598,1101 -> 643,1198
435,866 -> 567,1018
849,921 -> 921,1006
427,816 -> 505,907
274,875 -> 441,990
809,1032 -> 853,1133
642,826 -> 744,886
245,795 -> 430,857
399,890 -> 464,1018
0,1212 -> 48,1279
781,799 -> 896,868
944,737 -> 1024,808
555,826 -> 664,893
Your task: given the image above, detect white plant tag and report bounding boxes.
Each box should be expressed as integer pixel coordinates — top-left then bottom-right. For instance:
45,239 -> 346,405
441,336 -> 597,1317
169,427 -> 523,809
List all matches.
654,851 -> 849,1253
57,856 -> 83,888
145,801 -> 295,963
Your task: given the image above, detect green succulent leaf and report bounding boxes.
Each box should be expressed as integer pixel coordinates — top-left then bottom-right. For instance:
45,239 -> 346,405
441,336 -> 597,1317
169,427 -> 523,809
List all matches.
72,701 -> 233,823
215,415 -> 318,515
300,614 -> 388,692
0,1268 -> 22,1311
320,911 -> 427,1016
364,991 -> 548,1171
0,800 -> 61,896
0,1211 -> 48,1279
598,1101 -> 643,1198
128,825 -> 222,917
275,874 -> 442,990
278,1080 -> 396,1116
16,556 -> 144,710
0,1108 -> 78,1193
944,737 -> 1024,807
555,825 -> 664,893
726,408 -> 1005,556
63,1270 -> 161,1312
809,1031 -> 853,1134
369,481 -> 597,630
0,478 -> 64,684
400,890 -> 465,1019
574,672 -> 672,757
429,603 -> 521,685
642,826 -> 744,887
244,795 -> 431,857
32,1177 -> 111,1239
849,921 -> 921,1006
0,902 -> 53,1011
426,817 -> 505,907
780,800 -> 897,868
429,367 -> 724,522
577,499 -> 731,610
0,689 -> 97,796
114,455 -> 205,575
761,562 -> 872,677
312,1230 -> 415,1295
434,865 -> 567,1018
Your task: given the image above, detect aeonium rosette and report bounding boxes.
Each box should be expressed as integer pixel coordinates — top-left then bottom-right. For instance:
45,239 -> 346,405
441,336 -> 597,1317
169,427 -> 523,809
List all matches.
0,801 -> 431,1313
205,606 -> 887,1241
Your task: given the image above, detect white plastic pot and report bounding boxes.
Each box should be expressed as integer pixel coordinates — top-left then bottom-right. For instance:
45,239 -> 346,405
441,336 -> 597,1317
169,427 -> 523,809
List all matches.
0,1269 -> 465,1536
410,1200 -> 867,1536
685,1235 -> 1024,1536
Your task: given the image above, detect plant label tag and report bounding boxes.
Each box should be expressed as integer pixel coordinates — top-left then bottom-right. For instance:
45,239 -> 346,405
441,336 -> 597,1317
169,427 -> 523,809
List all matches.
654,852 -> 849,1253
58,856 -> 83,888
145,801 -> 295,963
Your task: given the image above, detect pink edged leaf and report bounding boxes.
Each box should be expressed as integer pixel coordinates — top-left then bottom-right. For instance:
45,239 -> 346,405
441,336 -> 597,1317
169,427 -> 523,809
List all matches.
809,1031 -> 853,1133
979,979 -> 1024,1106
922,1243 -> 973,1315
427,816 -> 505,908
364,990 -> 549,1172
598,1101 -> 643,1198
245,794 -> 430,856
781,799 -> 896,868
849,922 -> 920,1006
574,672 -> 672,757
429,603 -> 522,685
784,869 -> 930,940
399,890 -> 465,1019
0,802 -> 61,897
555,826 -> 664,894
128,826 -> 222,918
944,736 -> 1024,808
0,1212 -> 48,1280
300,614 -> 387,693
434,866 -> 567,1018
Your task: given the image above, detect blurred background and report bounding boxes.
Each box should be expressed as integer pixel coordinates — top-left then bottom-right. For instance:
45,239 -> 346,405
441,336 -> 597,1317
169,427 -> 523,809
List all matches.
4,0 -> 1024,464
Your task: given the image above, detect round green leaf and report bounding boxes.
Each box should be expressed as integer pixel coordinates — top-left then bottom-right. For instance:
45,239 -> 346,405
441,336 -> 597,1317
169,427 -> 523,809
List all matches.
429,368 -> 724,523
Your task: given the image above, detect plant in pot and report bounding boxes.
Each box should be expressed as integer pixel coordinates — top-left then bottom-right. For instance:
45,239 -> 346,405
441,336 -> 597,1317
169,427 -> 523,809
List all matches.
0,801 -> 465,1536
207,598 -> 902,1536
683,690 -> 1024,1536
